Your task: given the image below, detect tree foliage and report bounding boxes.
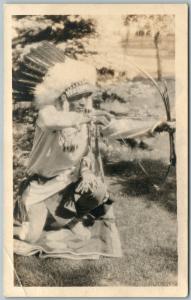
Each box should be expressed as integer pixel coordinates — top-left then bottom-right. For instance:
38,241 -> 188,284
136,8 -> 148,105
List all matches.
124,15 -> 175,37
13,15 -> 95,47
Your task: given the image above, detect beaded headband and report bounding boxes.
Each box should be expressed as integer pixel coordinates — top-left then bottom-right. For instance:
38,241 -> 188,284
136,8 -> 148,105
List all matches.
64,80 -> 94,101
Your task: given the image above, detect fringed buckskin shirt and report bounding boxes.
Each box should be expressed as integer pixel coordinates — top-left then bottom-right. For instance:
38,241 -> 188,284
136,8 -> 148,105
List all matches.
26,105 -> 153,178
27,110 -> 89,178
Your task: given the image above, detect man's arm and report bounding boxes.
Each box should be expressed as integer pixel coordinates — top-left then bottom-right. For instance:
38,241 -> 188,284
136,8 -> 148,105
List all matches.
101,117 -> 176,140
37,105 -> 91,130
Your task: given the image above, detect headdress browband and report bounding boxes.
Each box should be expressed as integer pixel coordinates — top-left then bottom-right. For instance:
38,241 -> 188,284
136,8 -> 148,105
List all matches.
64,80 -> 94,101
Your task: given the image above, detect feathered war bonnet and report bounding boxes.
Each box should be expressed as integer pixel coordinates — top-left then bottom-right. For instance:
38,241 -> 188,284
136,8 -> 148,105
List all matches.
34,59 -> 97,109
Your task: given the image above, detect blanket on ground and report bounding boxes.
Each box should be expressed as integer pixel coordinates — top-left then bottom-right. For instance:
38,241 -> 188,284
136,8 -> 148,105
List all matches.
13,206 -> 122,259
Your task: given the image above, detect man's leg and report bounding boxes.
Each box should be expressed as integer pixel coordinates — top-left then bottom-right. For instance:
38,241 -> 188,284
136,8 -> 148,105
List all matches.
63,179 -> 107,240
18,200 -> 48,243
16,173 -> 74,242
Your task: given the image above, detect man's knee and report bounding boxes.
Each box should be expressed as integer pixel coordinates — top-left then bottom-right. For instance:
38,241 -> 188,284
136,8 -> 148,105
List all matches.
17,220 -> 41,243
18,201 -> 48,243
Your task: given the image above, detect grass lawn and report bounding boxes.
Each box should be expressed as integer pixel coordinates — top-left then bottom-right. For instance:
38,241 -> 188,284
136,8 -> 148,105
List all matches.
14,157 -> 177,287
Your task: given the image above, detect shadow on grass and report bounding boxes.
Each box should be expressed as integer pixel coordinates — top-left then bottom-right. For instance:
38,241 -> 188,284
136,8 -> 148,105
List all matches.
14,255 -> 109,286
104,159 -> 176,213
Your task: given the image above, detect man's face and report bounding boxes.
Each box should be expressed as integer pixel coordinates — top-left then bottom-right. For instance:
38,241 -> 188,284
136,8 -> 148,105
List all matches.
70,97 -> 86,112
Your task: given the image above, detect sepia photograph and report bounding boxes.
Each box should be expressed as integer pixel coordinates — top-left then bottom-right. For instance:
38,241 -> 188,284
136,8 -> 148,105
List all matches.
4,4 -> 188,297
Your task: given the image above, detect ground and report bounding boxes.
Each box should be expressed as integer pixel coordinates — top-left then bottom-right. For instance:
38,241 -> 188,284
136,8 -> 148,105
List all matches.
14,160 -> 177,286
14,79 -> 177,287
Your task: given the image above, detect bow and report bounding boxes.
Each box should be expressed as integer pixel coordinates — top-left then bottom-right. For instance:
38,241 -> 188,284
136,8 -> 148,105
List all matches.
121,58 -> 176,188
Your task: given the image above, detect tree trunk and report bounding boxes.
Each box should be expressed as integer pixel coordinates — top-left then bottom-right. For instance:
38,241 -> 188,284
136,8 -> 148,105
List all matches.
154,32 -> 162,81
